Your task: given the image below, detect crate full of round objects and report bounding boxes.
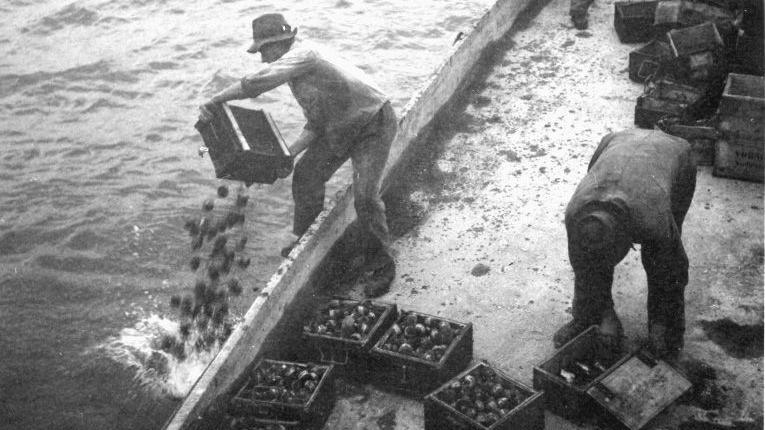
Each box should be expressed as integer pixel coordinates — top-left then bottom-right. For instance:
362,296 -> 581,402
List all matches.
533,326 -> 691,429
229,359 -> 335,430
370,310 -> 473,396
302,299 -> 397,368
424,362 -> 544,430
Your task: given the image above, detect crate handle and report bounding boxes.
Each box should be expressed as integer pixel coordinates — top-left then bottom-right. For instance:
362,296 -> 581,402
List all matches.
400,364 -> 410,384
593,381 -> 617,401
637,60 -> 660,82
317,346 -> 349,365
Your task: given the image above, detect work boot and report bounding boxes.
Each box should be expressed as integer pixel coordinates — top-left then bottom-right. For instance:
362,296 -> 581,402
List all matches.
362,256 -> 395,298
554,319 -> 589,348
599,308 -> 624,350
280,234 -> 299,258
571,13 -> 589,30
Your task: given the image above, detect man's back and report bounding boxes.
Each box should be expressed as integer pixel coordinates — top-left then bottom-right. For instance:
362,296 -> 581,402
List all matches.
566,129 -> 695,244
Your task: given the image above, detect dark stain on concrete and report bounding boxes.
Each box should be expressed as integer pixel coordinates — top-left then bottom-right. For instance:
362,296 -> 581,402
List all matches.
677,357 -> 728,410
700,319 -> 764,359
376,409 -> 397,430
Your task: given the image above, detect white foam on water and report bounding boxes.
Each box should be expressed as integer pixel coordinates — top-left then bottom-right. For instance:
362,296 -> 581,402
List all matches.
97,314 -> 228,399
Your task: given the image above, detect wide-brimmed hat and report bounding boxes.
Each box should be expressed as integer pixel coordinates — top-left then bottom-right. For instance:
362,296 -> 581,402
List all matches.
246,13 -> 298,54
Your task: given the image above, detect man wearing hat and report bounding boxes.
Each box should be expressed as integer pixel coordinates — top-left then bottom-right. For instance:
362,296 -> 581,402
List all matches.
198,13 -> 398,297
554,129 -> 697,360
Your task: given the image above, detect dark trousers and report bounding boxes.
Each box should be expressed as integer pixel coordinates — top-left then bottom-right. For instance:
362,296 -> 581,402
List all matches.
570,0 -> 594,17
292,103 -> 397,258
568,167 -> 696,352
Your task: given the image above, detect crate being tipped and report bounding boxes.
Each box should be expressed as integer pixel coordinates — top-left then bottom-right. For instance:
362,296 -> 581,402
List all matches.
195,103 -> 292,186
301,299 -> 397,367
424,362 -> 545,430
229,359 -> 335,430
370,310 -> 473,395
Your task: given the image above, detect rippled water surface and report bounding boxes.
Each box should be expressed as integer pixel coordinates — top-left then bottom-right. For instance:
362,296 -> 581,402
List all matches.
0,0 -> 494,428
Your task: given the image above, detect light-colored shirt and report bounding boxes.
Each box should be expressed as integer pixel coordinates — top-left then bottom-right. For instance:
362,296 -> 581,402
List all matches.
241,40 -> 388,154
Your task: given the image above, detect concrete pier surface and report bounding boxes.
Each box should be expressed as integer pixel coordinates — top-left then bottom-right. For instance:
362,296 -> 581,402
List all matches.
324,0 -> 764,428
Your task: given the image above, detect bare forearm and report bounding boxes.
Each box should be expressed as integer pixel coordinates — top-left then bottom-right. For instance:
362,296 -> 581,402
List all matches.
211,82 -> 247,103
288,128 -> 317,156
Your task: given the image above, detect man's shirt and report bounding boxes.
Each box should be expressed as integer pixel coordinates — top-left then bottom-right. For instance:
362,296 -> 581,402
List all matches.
241,40 -> 389,155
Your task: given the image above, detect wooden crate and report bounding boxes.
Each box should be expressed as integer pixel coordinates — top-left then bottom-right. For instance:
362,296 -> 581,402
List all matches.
713,138 -> 764,182
635,79 -> 709,128
628,40 -> 672,83
659,122 -> 718,166
301,300 -> 397,369
424,362 -> 544,430
716,73 -> 765,140
369,310 -> 473,396
587,351 -> 692,430
229,360 -> 335,430
195,103 -> 292,186
534,327 -> 692,429
614,2 -> 659,44
532,326 -> 626,420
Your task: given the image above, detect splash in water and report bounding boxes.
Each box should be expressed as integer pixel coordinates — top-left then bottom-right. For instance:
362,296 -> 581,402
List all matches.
98,314 -> 234,399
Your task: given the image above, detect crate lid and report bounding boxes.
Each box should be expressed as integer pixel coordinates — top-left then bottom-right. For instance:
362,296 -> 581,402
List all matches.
586,352 -> 691,430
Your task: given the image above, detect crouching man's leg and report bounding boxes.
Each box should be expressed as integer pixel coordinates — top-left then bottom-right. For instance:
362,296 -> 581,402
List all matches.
350,102 -> 397,297
642,234 -> 689,361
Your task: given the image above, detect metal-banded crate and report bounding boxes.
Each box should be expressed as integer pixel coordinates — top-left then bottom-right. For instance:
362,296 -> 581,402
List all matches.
667,22 -> 725,81
628,39 -> 672,83
370,310 -> 473,396
614,1 -> 659,44
424,362 -> 544,430
716,73 -> 765,140
195,103 -> 292,186
533,326 -> 691,429
229,360 -> 335,430
301,299 -> 397,369
713,138 -> 764,182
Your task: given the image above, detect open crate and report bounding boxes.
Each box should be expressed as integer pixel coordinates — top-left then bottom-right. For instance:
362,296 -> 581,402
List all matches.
716,73 -> 765,140
667,22 -> 725,81
370,310 -> 473,396
629,39 -> 672,83
424,362 -> 544,430
533,326 -> 626,419
195,102 -> 292,186
533,326 -> 691,429
229,359 -> 335,430
614,1 -> 659,44
635,79 -> 710,128
301,299 -> 397,369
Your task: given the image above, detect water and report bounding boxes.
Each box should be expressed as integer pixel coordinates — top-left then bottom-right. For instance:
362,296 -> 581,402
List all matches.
0,1 -> 494,428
